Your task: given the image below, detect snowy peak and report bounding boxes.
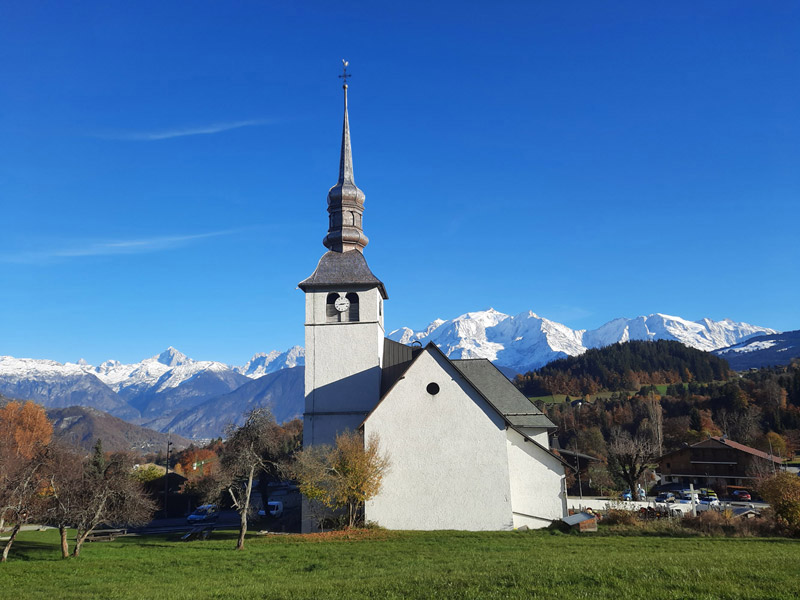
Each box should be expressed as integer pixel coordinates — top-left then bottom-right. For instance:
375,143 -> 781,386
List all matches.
234,346 -> 305,379
154,346 -> 191,367
388,309 -> 510,362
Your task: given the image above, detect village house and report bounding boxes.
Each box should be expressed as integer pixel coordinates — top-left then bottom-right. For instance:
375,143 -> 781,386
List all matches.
657,436 -> 783,492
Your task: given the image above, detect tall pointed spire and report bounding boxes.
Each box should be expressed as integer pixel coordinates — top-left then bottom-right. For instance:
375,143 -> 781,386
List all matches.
323,60 -> 369,253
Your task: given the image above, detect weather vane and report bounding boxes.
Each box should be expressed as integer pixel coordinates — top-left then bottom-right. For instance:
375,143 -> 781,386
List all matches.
339,59 -> 350,87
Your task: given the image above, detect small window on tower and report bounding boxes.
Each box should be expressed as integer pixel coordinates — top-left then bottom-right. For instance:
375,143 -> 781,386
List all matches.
346,292 -> 359,322
326,293 -> 339,323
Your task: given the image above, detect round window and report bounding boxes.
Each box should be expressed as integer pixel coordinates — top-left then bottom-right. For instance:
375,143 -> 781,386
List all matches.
426,382 -> 440,395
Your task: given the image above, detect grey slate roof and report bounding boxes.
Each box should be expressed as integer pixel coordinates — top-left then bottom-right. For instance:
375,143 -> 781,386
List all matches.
381,338 -> 418,396
451,359 -> 555,429
298,250 -> 387,299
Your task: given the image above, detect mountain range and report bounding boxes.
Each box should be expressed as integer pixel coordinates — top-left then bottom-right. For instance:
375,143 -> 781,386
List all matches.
0,310 -> 780,439
0,346 -> 306,439
388,309 -> 776,374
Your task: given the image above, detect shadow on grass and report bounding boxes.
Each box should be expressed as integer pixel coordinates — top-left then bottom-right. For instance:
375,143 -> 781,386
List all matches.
3,539 -> 66,562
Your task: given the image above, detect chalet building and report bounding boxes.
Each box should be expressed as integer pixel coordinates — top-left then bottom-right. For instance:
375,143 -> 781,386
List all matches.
298,72 -> 568,531
657,436 -> 783,491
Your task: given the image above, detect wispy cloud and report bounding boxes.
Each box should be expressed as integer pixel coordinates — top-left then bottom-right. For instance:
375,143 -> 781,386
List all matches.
1,230 -> 238,264
96,119 -> 272,141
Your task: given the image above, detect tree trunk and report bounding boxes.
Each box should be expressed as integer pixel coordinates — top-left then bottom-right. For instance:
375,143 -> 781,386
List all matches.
59,524 -> 70,558
348,502 -> 356,529
1,523 -> 22,563
236,467 -> 254,550
73,495 -> 106,557
73,529 -> 91,557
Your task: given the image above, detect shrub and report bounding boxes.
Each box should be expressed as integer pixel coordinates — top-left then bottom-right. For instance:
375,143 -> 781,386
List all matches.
758,472 -> 800,534
682,510 -> 774,537
602,509 -> 639,526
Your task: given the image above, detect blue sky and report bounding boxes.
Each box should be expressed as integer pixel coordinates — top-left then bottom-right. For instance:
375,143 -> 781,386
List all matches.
1,1 -> 798,366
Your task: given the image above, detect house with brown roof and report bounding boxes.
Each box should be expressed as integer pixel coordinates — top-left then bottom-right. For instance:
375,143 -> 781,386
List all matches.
657,436 -> 783,492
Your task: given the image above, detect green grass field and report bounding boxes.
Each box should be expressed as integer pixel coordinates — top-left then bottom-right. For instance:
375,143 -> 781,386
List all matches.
530,384 -> 692,404
2,528 -> 799,599
530,391 -> 624,404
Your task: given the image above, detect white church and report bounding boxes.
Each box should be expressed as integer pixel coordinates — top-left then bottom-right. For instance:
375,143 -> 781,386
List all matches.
298,74 -> 568,531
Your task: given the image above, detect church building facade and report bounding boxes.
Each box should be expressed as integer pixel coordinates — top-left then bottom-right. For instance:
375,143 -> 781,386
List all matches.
299,76 -> 567,530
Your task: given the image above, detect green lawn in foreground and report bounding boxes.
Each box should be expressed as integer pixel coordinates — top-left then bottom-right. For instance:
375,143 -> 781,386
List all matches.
1,528 -> 799,600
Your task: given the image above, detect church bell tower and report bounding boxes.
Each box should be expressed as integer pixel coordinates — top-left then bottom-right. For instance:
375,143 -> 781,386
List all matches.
298,65 -> 387,447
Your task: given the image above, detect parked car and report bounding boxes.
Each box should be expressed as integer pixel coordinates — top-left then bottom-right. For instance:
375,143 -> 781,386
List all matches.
655,492 -> 676,503
187,504 -> 219,525
732,490 -> 752,501
258,500 -> 284,519
699,488 -> 718,500
621,490 -> 633,501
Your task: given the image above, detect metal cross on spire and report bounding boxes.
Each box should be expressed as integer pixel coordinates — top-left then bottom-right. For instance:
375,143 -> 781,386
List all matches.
339,59 -> 351,88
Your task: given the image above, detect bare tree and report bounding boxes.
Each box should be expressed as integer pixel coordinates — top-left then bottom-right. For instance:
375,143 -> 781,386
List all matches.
0,446 -> 48,563
607,429 -> 656,494
587,461 -> 617,497
644,392 -> 664,457
42,443 -> 86,558
70,441 -> 155,557
216,409 -> 283,550
730,406 -> 762,445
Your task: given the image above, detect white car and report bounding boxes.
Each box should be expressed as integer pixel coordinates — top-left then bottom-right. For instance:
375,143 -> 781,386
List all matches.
186,504 -> 219,524
257,500 -> 283,519
659,492 -> 720,516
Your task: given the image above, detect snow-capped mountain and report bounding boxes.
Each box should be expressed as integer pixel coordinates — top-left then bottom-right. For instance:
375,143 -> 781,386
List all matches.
234,346 -> 305,378
713,330 -> 800,371
0,346 -> 304,434
0,356 -> 139,420
164,366 -> 305,439
389,309 -> 778,374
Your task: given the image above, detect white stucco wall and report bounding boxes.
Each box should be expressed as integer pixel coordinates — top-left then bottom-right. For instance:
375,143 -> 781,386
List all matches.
505,427 -> 567,528
518,427 -> 550,448
364,349 -> 515,531
304,286 -> 384,447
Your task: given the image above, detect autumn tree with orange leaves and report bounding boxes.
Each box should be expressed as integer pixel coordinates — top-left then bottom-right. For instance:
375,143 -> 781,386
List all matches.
0,401 -> 53,562
177,448 -> 217,479
0,400 -> 52,460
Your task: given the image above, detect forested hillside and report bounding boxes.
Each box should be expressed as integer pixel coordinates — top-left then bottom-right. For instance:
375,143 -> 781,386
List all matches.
515,340 -> 731,397
512,341 -> 800,493
543,361 -> 800,474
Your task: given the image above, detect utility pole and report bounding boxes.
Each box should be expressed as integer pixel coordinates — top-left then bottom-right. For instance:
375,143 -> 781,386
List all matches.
573,439 -> 583,500
163,434 -> 173,517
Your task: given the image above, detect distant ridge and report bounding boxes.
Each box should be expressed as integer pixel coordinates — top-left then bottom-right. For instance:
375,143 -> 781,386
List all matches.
713,330 -> 800,370
46,405 -> 192,453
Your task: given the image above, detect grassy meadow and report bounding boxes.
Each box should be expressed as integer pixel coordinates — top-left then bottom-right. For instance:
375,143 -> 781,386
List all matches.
530,384 -> 690,404
1,528 -> 799,599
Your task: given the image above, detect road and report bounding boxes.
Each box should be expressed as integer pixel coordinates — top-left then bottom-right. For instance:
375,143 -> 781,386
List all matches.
131,509 -> 244,535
